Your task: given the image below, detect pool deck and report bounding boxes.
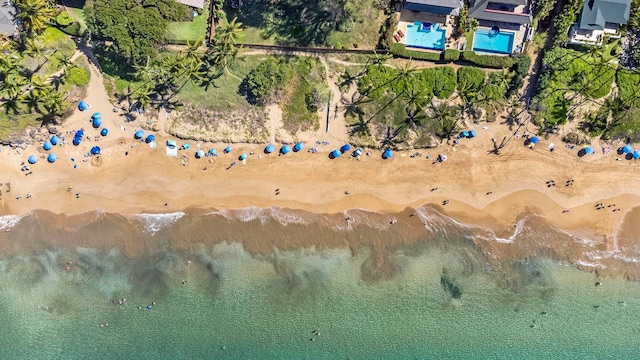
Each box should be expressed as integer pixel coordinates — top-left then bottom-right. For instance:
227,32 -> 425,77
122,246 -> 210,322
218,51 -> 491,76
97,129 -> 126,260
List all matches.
474,24 -> 527,54
397,10 -> 457,51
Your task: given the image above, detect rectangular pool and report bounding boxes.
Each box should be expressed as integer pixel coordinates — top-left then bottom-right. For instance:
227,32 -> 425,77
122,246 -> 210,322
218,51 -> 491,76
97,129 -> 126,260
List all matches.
405,22 -> 446,51
472,29 -> 515,54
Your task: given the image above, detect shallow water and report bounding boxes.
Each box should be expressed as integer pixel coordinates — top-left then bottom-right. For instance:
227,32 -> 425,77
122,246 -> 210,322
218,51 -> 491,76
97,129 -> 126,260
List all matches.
0,210 -> 639,359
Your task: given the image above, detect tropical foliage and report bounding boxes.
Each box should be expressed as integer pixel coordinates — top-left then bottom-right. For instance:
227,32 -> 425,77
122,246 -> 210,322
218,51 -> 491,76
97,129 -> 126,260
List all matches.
13,0 -> 57,36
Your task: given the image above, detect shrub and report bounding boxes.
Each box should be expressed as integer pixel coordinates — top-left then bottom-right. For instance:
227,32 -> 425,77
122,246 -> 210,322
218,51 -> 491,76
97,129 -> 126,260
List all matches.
240,57 -> 294,105
506,55 -> 531,97
60,22 -> 81,36
461,51 -> 516,68
56,12 -> 73,27
457,67 -> 486,92
66,67 -> 90,86
390,43 -> 442,62
443,49 -> 460,62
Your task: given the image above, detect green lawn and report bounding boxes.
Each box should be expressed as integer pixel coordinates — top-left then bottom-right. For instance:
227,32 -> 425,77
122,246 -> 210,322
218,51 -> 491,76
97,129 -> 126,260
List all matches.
168,12 -> 209,41
176,55 -> 266,111
68,7 -> 88,33
325,12 -> 385,49
0,113 -> 41,140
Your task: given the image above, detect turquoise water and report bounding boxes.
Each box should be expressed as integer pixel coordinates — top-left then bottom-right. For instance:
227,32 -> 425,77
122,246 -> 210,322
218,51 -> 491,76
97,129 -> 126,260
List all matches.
405,22 -> 446,50
473,29 -> 515,54
0,243 -> 639,359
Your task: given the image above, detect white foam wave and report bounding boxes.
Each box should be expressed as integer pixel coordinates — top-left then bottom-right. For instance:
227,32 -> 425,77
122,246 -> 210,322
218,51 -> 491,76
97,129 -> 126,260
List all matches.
337,209 -> 387,231
213,207 -> 312,226
0,215 -> 25,231
574,260 -> 606,269
135,212 -> 185,235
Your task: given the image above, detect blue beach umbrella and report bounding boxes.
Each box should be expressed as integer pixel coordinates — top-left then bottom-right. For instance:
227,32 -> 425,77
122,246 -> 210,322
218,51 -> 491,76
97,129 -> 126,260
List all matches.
43,141 -> 52,151
50,136 -> 59,145
73,138 -> 81,146
90,146 -> 101,155
634,150 -> 640,159
145,134 -> 155,143
196,150 -> 205,158
224,146 -> 232,154
462,131 -> 470,138
208,148 -> 217,156
265,144 -> 274,154
76,129 -> 84,138
239,153 -> 247,161
92,117 -> 102,128
340,144 -> 351,153
382,149 -> 394,159
280,145 -> 290,154
293,142 -> 304,152
101,128 -> 109,136
329,149 -> 341,159
584,146 -> 594,155
92,112 -> 101,119
78,101 -> 89,111
469,130 -> 477,138
28,155 -> 38,164
623,144 -> 633,154
47,153 -> 57,163
530,136 -> 539,144
134,130 -> 144,139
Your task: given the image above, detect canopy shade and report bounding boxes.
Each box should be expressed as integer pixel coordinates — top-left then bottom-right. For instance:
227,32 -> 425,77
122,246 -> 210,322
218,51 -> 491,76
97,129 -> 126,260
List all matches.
208,148 -> 217,155
145,135 -> 155,143
100,128 -> 109,136
90,146 -> 101,155
623,144 -> 633,154
224,146 -> 232,153
47,153 -> 57,163
340,144 -> 351,153
382,149 -> 393,159
330,150 -> 341,159
92,117 -> 102,128
469,130 -> 476,138
634,150 -> 640,159
264,144 -> 274,154
134,130 -> 144,139
73,138 -> 81,146
584,146 -> 594,155
78,101 -> 89,111
196,150 -> 205,158
280,145 -> 290,154
28,155 -> 38,164
530,136 -> 539,144
239,153 -> 247,160
50,136 -> 59,145
293,142 -> 304,152
43,142 -> 52,151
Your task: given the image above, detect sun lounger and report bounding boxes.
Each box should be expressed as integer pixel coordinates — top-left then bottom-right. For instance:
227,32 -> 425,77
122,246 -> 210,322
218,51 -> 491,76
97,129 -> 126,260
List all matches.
398,29 -> 404,37
394,34 -> 401,42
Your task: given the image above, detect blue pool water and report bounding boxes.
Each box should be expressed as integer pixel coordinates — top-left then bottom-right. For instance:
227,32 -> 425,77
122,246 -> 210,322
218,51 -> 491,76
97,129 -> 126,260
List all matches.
405,22 -> 446,50
473,29 -> 515,54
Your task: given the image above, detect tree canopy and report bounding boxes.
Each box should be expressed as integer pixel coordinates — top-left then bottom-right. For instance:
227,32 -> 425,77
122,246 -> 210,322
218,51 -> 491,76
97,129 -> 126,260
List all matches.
84,0 -> 188,63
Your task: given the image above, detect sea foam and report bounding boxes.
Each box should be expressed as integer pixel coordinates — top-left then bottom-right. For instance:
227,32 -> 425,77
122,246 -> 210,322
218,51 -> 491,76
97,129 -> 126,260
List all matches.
0,215 -> 25,231
134,212 -> 185,235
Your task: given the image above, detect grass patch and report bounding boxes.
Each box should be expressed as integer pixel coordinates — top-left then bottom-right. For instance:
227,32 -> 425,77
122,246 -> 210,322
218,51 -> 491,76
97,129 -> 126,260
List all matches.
326,10 -> 386,49
279,57 -> 327,132
0,112 -> 42,140
168,12 -> 208,41
176,55 -> 266,111
68,7 -> 88,33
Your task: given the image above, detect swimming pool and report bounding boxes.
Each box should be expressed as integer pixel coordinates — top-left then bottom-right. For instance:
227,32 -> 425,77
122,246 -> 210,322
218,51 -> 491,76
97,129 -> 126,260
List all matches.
472,29 -> 515,54
405,22 -> 446,51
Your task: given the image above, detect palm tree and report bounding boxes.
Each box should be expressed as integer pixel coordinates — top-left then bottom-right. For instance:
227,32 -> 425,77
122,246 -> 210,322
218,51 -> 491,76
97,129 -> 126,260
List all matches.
216,17 -> 243,48
14,0 -> 57,36
0,72 -> 28,99
428,102 -> 460,139
20,88 -> 43,112
41,91 -> 66,121
0,53 -> 20,81
0,34 -> 15,54
178,37 -> 205,70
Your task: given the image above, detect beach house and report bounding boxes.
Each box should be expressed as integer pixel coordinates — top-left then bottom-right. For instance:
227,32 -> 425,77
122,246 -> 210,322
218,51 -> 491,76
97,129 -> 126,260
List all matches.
568,0 -> 631,45
468,0 -> 533,54
397,0 -> 463,51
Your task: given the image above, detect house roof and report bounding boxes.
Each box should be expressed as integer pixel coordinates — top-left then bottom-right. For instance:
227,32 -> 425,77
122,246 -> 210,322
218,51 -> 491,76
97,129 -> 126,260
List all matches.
176,0 -> 206,8
579,0 -> 631,30
0,4 -> 16,36
405,0 -> 464,15
469,0 -> 532,25
405,0 -> 463,8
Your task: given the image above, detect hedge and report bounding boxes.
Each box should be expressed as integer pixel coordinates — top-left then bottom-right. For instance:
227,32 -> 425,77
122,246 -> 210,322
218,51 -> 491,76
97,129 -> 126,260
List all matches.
390,43 -> 442,62
461,51 -> 516,68
59,22 -> 81,36
56,12 -> 73,27
66,67 -> 90,86
443,49 -> 460,62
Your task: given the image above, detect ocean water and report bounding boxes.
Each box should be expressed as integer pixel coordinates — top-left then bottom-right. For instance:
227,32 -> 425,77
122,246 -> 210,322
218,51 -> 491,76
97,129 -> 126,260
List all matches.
0,210 -> 639,359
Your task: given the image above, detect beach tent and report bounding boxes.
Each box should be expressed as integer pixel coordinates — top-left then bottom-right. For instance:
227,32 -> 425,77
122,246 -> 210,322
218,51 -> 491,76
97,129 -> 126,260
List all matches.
634,150 -> 640,159
224,146 -> 232,154
47,153 -> 57,163
208,148 -> 217,156
264,144 -> 274,154
101,128 -> 109,136
167,140 -> 177,147
329,149 -> 341,159
92,112 -> 101,119
280,145 -> 291,154
530,136 -> 539,144
462,131 -> 470,138
353,148 -> 363,157
28,155 -> 38,164
293,142 -> 304,152
340,144 -> 351,153
623,144 -> 633,154
145,135 -> 155,143
92,117 -> 102,128
43,141 -> 52,151
239,153 -> 247,161
181,143 -> 191,150
469,130 -> 477,138
90,146 -> 101,155
196,150 -> 205,158
50,136 -> 59,145
134,130 -> 144,139
584,146 -> 594,155
382,149 -> 393,159
78,101 -> 89,111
